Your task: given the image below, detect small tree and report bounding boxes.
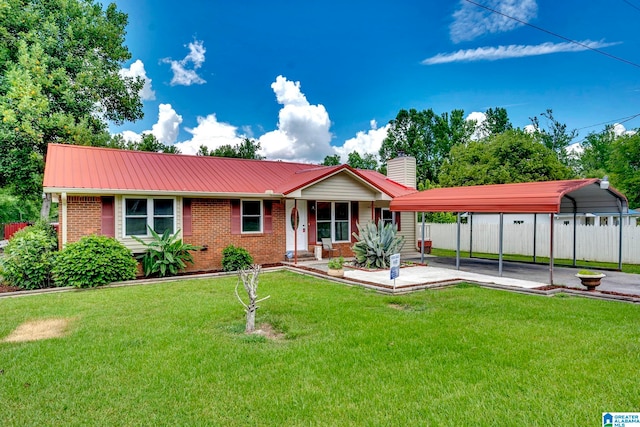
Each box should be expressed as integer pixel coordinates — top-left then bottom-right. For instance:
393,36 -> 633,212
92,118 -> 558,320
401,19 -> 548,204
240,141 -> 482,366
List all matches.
235,265 -> 270,333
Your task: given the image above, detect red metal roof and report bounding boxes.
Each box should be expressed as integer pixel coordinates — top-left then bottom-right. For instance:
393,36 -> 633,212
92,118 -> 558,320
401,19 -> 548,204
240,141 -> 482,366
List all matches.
390,179 -> 629,214
43,143 -> 412,198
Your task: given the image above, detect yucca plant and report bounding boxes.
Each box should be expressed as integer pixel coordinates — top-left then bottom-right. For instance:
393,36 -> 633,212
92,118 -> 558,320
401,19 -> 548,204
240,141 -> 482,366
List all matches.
132,227 -> 201,277
351,219 -> 405,269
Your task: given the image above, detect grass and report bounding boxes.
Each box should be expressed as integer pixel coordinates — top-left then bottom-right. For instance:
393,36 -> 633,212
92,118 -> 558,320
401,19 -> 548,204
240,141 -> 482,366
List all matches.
430,247 -> 640,274
1,270 -> 639,426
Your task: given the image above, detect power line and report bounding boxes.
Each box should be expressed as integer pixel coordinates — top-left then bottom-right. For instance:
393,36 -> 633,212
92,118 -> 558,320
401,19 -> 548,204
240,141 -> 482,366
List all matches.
577,112 -> 640,131
463,0 -> 640,69
622,0 -> 640,13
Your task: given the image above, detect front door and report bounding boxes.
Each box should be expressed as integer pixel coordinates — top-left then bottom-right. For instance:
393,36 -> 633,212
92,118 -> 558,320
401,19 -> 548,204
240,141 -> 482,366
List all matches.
286,200 -> 308,252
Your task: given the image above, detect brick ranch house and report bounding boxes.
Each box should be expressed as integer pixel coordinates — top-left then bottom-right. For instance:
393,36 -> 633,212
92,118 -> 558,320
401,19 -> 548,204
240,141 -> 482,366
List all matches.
42,143 -> 418,272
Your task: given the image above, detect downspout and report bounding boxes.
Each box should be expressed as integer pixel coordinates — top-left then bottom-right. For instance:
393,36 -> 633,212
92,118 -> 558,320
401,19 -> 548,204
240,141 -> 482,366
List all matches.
61,192 -> 68,247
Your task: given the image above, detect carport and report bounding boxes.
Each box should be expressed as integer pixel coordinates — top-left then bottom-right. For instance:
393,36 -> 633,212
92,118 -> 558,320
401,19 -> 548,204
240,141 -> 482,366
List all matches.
390,178 -> 629,285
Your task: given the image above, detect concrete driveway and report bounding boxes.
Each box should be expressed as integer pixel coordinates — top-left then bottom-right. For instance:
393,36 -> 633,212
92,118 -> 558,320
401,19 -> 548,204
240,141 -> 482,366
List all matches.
410,254 -> 640,296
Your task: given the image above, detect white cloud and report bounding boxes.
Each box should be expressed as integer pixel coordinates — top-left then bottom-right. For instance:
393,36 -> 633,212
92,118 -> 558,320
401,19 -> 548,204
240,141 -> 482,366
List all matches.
450,0 -> 538,43
334,121 -> 389,162
163,40 -> 207,86
611,122 -> 637,137
174,113 -> 244,155
119,59 -> 156,101
258,75 -> 333,162
523,124 -> 536,134
422,40 -> 620,65
120,130 -> 143,143
465,111 -> 488,140
151,104 -> 183,144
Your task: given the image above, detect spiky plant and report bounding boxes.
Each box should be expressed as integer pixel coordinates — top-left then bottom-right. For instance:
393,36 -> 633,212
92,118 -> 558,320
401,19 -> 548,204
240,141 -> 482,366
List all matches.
351,220 -> 405,269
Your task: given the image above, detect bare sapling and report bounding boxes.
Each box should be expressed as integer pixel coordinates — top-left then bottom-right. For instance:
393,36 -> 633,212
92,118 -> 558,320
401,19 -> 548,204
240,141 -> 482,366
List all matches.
235,264 -> 270,333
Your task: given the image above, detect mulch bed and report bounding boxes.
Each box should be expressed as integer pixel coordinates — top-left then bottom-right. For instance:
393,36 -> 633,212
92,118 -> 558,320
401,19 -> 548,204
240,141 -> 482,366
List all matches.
0,284 -> 22,293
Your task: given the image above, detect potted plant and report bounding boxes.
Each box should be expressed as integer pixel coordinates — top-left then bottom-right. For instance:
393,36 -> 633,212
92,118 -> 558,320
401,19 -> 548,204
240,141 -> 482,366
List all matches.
575,269 -> 606,291
327,256 -> 345,278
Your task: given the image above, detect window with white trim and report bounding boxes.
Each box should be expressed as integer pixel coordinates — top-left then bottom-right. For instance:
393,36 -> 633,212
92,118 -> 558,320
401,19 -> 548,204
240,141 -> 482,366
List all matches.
381,208 -> 393,227
124,198 -> 175,236
316,201 -> 350,242
241,200 -> 262,233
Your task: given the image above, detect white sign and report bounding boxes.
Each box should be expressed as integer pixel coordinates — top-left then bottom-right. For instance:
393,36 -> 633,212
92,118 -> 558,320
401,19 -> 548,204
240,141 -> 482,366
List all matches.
390,253 -> 400,280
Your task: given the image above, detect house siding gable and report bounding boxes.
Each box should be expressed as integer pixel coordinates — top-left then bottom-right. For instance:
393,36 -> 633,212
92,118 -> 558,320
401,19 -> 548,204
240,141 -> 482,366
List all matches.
301,173 -> 377,201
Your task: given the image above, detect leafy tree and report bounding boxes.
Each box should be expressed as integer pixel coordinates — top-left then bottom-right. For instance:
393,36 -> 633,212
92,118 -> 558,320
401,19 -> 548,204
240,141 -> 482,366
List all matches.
0,0 -> 143,217
578,126 -> 616,178
322,154 -> 341,166
439,129 -> 574,187
0,187 -> 40,224
482,107 -> 512,137
529,109 -> 577,167
347,151 -> 378,170
379,108 -> 472,184
198,138 -> 264,159
608,132 -> 640,208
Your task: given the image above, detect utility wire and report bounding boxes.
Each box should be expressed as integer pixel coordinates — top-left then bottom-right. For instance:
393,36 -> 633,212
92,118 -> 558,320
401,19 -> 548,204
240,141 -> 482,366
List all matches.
577,112 -> 640,131
463,0 -> 640,69
623,0 -> 640,13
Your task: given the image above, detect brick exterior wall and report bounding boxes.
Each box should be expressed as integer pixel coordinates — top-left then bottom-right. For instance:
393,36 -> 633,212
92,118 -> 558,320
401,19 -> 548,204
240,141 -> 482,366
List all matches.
61,196 -> 102,248
184,198 -> 286,272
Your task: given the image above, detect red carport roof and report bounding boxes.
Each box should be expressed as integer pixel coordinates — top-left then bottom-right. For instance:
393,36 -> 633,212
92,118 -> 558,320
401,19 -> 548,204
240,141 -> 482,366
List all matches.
43,143 -> 412,197
390,179 -> 628,214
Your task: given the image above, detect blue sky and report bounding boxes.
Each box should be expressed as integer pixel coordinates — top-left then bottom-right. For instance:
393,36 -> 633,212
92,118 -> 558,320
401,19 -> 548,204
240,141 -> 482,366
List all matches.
112,0 -> 640,162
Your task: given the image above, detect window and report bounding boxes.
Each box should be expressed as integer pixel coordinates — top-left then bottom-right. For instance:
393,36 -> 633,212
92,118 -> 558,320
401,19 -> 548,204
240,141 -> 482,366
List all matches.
381,208 -> 393,227
242,200 -> 262,233
124,198 -> 175,236
316,201 -> 350,242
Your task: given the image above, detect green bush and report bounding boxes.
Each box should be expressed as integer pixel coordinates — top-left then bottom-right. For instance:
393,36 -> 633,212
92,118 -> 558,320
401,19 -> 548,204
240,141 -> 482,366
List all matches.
132,227 -> 200,277
222,245 -> 253,271
0,221 -> 58,289
53,235 -> 137,288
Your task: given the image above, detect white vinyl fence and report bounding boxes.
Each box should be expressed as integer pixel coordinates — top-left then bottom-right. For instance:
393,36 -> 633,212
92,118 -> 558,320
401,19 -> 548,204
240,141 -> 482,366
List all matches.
419,223 -> 640,264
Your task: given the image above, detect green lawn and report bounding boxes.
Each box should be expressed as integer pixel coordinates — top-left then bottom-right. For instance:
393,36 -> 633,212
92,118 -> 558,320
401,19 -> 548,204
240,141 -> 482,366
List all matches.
430,248 -> 640,274
1,271 -> 639,426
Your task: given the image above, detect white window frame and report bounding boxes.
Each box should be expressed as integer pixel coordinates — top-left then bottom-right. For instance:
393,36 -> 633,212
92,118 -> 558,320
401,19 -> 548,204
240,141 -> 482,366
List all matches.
381,208 -> 393,227
123,197 -> 176,237
316,201 -> 350,243
241,199 -> 263,234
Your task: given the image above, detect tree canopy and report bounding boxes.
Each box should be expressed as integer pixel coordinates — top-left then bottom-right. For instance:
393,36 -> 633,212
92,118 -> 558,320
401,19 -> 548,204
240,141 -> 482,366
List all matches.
0,0 -> 143,215
607,132 -> 640,208
379,108 -> 473,186
438,129 -> 575,187
197,138 -> 264,159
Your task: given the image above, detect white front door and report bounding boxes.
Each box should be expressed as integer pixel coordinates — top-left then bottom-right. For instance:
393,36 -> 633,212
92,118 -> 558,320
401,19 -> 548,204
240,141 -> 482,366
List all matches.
286,200 -> 308,251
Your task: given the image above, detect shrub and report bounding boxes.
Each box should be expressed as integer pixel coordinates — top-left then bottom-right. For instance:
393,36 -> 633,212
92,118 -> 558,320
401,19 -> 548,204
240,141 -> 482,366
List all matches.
327,256 -> 344,269
222,245 -> 253,271
0,220 -> 58,289
132,227 -> 200,277
53,235 -> 137,288
352,220 -> 405,269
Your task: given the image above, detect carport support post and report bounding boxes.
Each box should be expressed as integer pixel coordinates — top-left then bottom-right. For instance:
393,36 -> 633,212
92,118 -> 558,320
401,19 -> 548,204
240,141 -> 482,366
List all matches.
549,213 -> 554,286
498,213 -> 504,276
456,212 -> 461,270
618,200 -> 623,271
420,212 -> 425,264
533,214 -> 537,263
